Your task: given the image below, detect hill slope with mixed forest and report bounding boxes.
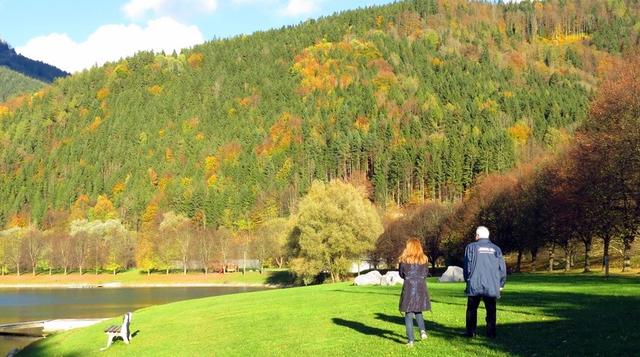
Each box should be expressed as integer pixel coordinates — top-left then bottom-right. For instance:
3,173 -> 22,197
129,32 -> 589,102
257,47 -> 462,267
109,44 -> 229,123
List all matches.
0,66 -> 44,101
0,0 -> 638,229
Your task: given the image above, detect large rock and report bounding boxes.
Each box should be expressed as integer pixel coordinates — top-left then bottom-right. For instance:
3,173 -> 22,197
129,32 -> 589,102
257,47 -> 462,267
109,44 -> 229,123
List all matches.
381,271 -> 404,286
438,266 -> 465,283
354,270 -> 382,286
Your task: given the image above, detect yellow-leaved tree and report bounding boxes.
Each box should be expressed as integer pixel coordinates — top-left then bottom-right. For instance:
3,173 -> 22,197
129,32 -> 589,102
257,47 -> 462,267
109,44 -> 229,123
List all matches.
289,180 -> 383,284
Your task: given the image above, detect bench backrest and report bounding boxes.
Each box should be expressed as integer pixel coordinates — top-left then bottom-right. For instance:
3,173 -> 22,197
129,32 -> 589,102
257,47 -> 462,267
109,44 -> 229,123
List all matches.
121,312 -> 132,335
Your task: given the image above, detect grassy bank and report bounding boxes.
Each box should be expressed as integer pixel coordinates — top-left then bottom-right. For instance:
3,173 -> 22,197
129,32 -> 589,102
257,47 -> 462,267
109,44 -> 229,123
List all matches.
19,274 -> 640,356
0,269 -> 295,287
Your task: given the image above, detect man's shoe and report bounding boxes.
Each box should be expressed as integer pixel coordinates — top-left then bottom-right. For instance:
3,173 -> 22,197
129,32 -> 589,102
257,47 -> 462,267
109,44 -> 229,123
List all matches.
486,334 -> 496,339
407,341 -> 414,347
420,330 -> 428,340
461,332 -> 475,338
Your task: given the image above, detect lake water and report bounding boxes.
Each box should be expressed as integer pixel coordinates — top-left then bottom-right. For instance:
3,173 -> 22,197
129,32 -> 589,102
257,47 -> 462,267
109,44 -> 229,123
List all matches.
0,286 -> 265,355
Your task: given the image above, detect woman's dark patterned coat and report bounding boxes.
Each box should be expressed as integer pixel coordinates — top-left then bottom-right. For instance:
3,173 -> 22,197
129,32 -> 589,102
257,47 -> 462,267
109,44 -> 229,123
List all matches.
398,263 -> 431,312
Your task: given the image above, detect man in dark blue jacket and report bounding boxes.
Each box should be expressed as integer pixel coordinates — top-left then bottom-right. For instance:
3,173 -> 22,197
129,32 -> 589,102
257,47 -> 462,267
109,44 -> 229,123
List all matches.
462,226 -> 507,338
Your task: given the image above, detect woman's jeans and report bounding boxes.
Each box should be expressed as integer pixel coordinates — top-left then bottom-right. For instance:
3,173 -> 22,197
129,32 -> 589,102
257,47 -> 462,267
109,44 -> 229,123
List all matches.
404,312 -> 425,342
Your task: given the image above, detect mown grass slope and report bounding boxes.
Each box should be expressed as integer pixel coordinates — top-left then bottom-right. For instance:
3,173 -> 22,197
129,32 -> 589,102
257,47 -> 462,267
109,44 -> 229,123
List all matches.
20,274 -> 640,356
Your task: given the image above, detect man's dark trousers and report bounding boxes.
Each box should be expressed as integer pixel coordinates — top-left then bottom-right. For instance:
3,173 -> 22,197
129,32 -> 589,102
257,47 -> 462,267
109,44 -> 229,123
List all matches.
466,295 -> 497,337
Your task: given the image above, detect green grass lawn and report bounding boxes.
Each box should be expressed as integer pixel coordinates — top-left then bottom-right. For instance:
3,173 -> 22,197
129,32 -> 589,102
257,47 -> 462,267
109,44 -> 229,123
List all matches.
20,274 -> 640,356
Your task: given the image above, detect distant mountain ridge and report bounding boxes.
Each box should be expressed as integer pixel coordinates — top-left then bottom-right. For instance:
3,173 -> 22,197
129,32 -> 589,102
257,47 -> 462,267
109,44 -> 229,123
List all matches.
0,40 -> 68,82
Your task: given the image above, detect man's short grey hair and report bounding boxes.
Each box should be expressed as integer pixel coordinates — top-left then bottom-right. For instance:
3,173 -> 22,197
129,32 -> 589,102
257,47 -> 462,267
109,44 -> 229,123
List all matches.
476,226 -> 490,239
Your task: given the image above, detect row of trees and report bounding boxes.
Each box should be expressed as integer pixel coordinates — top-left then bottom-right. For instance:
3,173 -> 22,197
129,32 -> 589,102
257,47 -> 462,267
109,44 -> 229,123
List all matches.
0,220 -> 132,276
0,201 -> 291,276
375,54 -> 640,276
0,180 -> 374,282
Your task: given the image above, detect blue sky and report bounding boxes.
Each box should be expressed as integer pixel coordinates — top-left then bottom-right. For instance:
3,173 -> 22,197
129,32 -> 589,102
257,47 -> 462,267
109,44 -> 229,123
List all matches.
0,0 -> 396,73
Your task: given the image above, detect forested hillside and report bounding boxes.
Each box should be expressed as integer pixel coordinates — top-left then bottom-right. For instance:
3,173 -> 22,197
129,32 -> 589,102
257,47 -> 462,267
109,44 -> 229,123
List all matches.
0,0 -> 637,233
0,66 -> 44,101
0,40 -> 68,82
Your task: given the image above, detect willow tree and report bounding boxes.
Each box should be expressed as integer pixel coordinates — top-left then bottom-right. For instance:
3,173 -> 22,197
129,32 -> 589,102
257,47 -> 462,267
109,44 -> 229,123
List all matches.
290,180 -> 383,283
159,211 -> 194,275
0,227 -> 25,275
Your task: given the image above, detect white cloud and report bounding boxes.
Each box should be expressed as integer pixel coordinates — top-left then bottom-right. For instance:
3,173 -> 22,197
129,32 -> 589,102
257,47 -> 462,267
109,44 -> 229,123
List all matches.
231,0 -> 277,4
280,0 -> 319,17
17,17 -> 204,73
122,0 -> 217,19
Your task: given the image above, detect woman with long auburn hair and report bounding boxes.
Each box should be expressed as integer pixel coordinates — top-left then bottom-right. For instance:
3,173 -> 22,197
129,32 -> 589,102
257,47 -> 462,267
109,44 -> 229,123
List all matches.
398,238 -> 431,346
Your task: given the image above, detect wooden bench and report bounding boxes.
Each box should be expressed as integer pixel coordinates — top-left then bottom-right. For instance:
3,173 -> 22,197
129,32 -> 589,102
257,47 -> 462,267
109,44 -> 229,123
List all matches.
101,312 -> 132,351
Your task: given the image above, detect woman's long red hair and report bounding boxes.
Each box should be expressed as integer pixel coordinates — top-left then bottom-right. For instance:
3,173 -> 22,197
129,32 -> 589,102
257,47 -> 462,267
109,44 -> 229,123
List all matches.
399,238 -> 428,265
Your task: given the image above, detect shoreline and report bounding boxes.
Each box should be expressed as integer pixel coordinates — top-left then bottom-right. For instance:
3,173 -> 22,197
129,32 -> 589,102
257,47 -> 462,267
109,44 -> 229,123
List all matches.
0,282 -> 281,289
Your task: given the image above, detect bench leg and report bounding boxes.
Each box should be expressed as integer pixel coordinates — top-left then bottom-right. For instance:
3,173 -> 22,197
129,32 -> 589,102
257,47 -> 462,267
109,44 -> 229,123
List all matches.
121,332 -> 130,344
100,334 -> 115,351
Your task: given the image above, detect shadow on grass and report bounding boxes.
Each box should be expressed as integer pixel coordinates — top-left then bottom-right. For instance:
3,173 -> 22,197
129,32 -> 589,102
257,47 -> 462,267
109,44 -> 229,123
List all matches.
482,289 -> 640,356
265,270 -> 296,286
331,318 -> 406,343
374,313 -> 461,339
328,289 -> 399,296
336,275 -> 640,356
505,273 -> 637,286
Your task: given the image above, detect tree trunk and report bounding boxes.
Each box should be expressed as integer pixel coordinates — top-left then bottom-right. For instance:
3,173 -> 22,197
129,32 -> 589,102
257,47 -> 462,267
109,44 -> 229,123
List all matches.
276,257 -> 284,269
16,263 -> 20,276
583,240 -> 591,273
570,249 -> 575,268
548,243 -> 555,272
223,253 -> 227,273
622,239 -> 632,272
204,266 -> 208,275
79,265 -> 83,275
242,250 -> 246,276
564,246 -> 570,272
603,237 -> 610,277
530,249 -> 538,272
147,269 -> 150,276
516,249 -> 523,273
166,268 -> 169,275
64,266 -> 68,275
32,264 -> 37,276
113,269 -> 117,275
602,237 -> 610,268
49,267 -> 52,276
183,260 -> 187,275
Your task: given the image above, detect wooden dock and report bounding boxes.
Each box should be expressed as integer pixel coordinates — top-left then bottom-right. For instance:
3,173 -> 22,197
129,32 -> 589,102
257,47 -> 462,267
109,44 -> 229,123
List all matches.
0,318 -> 107,337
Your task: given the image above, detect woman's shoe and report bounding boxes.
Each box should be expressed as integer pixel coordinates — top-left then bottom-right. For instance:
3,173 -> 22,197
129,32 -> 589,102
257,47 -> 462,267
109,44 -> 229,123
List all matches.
420,331 -> 428,340
407,341 -> 414,347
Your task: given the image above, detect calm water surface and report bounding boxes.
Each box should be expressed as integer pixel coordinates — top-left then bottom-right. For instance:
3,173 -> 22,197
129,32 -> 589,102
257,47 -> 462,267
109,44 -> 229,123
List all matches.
0,286 -> 265,355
